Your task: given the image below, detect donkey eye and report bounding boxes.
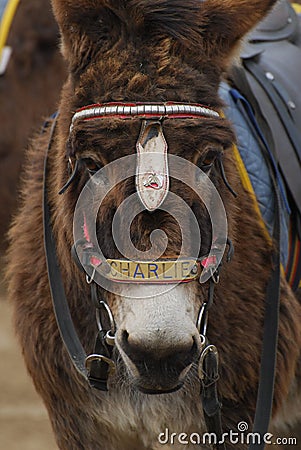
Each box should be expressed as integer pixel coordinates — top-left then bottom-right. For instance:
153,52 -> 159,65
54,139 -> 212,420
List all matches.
81,158 -> 103,175
197,149 -> 219,172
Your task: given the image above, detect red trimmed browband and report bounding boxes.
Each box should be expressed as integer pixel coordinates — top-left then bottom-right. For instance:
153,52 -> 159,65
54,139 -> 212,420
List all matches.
70,101 -> 221,130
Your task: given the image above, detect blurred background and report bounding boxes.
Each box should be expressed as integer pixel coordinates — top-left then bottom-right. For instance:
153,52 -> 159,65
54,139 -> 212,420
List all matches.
0,286 -> 57,449
0,1 -> 65,448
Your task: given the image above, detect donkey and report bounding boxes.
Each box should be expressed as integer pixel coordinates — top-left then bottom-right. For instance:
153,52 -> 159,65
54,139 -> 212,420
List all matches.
0,0 -> 65,254
6,0 -> 301,449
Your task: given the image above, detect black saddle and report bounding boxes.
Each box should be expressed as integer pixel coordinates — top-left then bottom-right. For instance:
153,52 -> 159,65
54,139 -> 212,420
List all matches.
230,0 -> 301,220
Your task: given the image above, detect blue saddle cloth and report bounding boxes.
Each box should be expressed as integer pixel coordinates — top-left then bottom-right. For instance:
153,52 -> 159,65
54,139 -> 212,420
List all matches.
219,82 -> 290,268
0,0 -> 9,20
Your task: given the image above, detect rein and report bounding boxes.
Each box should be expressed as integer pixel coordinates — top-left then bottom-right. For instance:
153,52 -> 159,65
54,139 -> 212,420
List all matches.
43,115 -> 88,379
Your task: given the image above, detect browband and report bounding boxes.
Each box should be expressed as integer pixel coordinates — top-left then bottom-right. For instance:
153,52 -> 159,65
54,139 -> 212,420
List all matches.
70,101 -> 220,131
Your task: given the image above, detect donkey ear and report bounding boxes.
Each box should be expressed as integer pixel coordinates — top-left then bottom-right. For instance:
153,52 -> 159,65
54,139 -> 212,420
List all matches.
51,0 -> 114,70
51,0 -> 90,63
51,0 -> 103,30
199,0 -> 277,60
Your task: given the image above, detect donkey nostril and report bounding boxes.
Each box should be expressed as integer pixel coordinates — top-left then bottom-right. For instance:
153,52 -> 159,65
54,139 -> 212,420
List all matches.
121,329 -> 129,345
119,328 -> 200,369
190,336 -> 200,361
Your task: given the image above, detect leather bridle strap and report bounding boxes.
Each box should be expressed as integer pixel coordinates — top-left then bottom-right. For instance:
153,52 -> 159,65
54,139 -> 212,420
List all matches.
249,167 -> 280,450
230,88 -> 281,450
43,115 -> 88,380
198,274 -> 226,450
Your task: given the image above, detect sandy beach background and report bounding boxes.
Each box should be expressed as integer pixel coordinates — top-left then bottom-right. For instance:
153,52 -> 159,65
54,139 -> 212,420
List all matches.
0,276 -> 57,450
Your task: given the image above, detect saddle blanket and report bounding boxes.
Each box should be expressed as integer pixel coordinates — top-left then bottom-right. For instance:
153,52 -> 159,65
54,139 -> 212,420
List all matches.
218,1 -> 301,292
0,0 -> 9,18
220,82 -> 300,291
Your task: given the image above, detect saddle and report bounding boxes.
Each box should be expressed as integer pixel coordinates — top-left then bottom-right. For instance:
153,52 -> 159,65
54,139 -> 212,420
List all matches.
226,0 -> 301,291
234,0 -> 301,213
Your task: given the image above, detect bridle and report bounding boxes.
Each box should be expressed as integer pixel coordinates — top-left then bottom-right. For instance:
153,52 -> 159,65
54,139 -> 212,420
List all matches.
69,100 -> 230,396
43,101 -> 280,450
70,101 -> 221,213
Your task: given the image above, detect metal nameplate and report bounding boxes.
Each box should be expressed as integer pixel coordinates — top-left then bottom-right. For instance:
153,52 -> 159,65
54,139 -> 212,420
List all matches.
96,259 -> 200,283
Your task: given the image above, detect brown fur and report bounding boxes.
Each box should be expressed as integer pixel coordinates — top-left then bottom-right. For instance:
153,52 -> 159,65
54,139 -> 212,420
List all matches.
6,1 -> 301,449
0,0 -> 66,254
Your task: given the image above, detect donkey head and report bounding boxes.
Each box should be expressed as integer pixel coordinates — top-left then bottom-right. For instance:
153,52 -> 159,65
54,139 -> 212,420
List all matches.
51,0 -> 277,393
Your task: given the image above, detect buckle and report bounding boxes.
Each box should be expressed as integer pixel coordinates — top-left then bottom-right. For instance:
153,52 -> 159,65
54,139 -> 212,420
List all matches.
198,344 -> 219,385
85,354 -> 115,392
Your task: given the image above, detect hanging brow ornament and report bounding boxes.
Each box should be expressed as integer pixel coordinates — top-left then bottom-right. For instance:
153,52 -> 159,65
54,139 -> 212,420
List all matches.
135,120 -> 169,211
